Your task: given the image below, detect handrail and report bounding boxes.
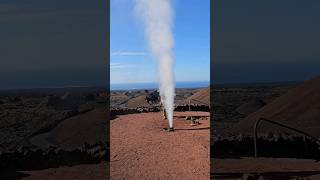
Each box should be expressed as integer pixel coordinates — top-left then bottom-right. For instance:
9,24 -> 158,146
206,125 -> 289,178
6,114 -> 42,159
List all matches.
253,118 -> 320,158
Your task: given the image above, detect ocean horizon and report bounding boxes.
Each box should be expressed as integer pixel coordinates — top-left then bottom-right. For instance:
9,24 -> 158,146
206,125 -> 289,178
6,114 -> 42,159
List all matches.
111,81 -> 209,90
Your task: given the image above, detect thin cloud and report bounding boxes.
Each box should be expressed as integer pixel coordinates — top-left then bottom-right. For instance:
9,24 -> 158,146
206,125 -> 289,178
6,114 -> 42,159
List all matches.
111,51 -> 146,56
110,63 -> 132,69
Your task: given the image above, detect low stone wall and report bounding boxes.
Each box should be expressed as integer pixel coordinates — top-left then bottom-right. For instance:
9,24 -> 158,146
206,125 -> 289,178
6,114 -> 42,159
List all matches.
0,142 -> 109,173
175,105 -> 210,112
110,107 -> 154,119
110,105 -> 210,120
211,136 -> 320,159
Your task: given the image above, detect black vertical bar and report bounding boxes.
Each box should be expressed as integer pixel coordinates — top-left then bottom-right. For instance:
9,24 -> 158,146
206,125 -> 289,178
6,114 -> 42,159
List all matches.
106,0 -> 110,179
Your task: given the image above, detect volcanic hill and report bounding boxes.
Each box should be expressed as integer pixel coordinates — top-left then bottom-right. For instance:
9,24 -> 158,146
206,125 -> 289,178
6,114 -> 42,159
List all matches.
231,76 -> 320,137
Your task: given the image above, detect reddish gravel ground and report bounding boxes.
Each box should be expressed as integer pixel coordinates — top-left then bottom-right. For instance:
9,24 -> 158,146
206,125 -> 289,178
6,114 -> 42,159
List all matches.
111,112 -> 210,180
20,162 -> 108,180
212,158 -> 320,173
212,158 -> 320,179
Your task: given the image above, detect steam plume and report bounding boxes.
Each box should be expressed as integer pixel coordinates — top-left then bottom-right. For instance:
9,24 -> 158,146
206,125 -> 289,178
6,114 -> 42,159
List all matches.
135,0 -> 175,128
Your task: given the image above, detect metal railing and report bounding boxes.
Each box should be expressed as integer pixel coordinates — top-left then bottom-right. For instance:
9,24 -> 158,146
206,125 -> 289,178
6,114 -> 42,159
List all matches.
253,118 -> 320,157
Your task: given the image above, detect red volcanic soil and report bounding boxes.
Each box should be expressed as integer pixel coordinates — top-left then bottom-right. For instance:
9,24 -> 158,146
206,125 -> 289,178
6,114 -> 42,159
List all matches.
29,108 -> 108,150
48,108 -> 108,149
110,112 -> 210,180
126,95 -> 149,108
231,76 -> 320,137
212,158 -> 320,179
21,162 -> 108,180
212,158 -> 320,173
186,87 -> 210,105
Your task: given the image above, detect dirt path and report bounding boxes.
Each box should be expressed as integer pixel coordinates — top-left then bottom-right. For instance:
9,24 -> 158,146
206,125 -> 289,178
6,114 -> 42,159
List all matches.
110,112 -> 210,180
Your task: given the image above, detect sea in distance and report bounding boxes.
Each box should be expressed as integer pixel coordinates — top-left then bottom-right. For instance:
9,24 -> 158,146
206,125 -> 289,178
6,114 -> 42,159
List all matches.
111,81 -> 209,91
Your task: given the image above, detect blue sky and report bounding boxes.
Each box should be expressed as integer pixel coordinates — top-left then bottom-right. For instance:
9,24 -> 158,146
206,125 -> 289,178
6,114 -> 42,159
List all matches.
0,0 -> 106,89
111,0 -> 210,84
213,0 -> 320,84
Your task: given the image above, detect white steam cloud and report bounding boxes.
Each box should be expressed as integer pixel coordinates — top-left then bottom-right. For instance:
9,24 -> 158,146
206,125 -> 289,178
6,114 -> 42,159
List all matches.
135,0 -> 175,128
